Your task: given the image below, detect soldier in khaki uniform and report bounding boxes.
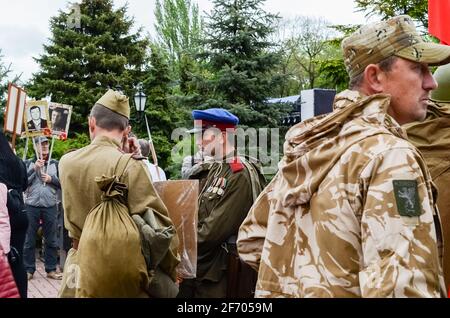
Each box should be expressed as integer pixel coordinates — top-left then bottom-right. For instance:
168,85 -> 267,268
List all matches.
238,15 -> 450,297
178,109 -> 265,298
405,64 -> 450,290
58,89 -> 177,297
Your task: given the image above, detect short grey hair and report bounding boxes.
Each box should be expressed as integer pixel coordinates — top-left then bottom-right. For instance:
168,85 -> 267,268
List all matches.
349,56 -> 398,89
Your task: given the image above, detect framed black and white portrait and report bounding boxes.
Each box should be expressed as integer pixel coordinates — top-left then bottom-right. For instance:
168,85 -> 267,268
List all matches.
49,103 -> 72,136
23,101 -> 51,137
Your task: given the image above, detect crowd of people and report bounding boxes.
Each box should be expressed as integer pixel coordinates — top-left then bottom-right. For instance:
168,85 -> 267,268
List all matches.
2,14 -> 450,298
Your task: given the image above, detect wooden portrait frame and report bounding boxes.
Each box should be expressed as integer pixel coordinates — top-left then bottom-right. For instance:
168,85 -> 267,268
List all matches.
23,100 -> 52,137
49,102 -> 72,136
3,83 -> 27,147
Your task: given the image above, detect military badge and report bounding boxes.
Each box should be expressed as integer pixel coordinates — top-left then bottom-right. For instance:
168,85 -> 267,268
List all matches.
393,180 -> 422,217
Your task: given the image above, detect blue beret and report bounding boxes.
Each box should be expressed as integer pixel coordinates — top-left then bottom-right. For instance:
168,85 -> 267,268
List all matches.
192,108 -> 239,125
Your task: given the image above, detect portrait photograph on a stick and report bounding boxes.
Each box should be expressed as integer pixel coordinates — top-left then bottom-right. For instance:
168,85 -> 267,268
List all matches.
49,102 -> 72,136
23,100 -> 51,137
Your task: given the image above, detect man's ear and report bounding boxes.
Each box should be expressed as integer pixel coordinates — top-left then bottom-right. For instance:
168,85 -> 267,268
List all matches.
124,125 -> 131,137
88,116 -> 96,134
362,64 -> 385,93
219,131 -> 227,145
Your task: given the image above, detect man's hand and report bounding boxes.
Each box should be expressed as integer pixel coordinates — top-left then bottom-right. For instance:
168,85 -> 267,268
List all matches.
176,275 -> 184,285
122,135 -> 141,156
127,137 -> 142,156
34,159 -> 45,172
41,173 -> 52,184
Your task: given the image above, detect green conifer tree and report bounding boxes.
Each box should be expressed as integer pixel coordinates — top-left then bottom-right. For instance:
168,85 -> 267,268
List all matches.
193,0 -> 289,128
142,43 -> 183,172
27,0 -> 149,132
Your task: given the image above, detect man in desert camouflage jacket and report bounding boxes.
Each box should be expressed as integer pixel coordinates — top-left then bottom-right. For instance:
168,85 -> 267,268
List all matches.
237,15 -> 450,298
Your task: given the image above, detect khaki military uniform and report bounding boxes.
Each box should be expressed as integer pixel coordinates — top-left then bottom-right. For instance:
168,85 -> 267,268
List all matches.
58,136 -> 174,297
238,90 -> 446,298
405,101 -> 450,289
178,158 -> 265,298
188,161 -> 213,192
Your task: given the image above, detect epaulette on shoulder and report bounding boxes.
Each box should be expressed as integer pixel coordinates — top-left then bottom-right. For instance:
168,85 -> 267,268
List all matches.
229,157 -> 244,173
116,147 -> 145,160
131,154 -> 146,161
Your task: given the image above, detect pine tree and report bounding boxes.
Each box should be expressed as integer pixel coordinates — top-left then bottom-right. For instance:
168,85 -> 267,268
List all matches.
142,43 -> 183,172
193,0 -> 288,128
27,0 -> 149,132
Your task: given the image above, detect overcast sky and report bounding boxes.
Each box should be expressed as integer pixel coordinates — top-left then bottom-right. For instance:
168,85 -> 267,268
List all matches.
0,0 -> 372,82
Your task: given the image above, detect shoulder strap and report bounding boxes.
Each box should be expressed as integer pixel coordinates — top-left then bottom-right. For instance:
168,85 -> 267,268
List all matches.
239,156 -> 264,202
114,154 -> 134,181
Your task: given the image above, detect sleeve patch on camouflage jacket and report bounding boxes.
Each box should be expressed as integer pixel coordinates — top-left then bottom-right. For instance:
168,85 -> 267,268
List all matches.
393,180 -> 422,217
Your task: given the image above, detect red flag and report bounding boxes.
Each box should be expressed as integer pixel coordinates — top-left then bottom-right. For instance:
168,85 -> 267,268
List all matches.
429,0 -> 450,45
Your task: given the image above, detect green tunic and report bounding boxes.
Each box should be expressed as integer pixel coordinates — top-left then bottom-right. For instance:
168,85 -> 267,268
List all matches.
405,101 -> 450,289
59,136 -> 170,240
58,135 -> 177,297
179,157 -> 265,298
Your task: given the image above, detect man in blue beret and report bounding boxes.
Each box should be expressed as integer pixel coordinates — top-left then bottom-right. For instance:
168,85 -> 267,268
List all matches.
178,108 -> 266,298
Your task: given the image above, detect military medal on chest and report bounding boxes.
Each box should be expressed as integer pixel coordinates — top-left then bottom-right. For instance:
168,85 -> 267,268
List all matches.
206,177 -> 227,197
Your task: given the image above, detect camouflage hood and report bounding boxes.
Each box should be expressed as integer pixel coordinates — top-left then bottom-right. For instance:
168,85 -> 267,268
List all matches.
405,101 -> 450,153
278,89 -> 406,208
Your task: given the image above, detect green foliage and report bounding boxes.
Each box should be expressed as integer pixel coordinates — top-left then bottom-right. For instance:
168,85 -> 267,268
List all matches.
17,133 -> 90,160
26,0 -> 149,132
154,0 -> 203,62
188,0 -> 288,128
137,43 -> 184,175
271,16 -> 341,95
51,133 -> 91,159
355,0 -> 428,29
177,53 -> 201,95
146,131 -> 175,177
318,58 -> 349,92
317,25 -> 360,92
154,0 -> 204,106
163,133 -> 194,180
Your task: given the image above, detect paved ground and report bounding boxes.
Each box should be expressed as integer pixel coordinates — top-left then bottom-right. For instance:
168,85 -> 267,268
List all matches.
27,258 -> 62,298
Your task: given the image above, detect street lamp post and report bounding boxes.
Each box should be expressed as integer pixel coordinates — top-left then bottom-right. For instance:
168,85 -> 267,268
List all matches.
134,83 -> 147,122
134,83 -> 160,177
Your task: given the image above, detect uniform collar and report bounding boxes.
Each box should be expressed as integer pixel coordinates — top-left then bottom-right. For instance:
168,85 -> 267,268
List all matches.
333,89 -> 406,138
91,135 -> 122,149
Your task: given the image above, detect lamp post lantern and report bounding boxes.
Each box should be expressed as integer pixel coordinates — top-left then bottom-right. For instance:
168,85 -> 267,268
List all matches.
134,83 -> 158,174
134,84 -> 147,118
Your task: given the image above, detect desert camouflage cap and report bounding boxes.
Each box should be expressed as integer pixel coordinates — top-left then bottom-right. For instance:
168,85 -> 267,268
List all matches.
342,15 -> 450,79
